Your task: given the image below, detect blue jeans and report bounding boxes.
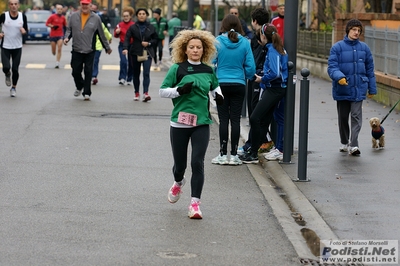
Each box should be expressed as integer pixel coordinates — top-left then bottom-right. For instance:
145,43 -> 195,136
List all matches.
92,50 -> 101,78
118,42 -> 133,82
132,54 -> 152,94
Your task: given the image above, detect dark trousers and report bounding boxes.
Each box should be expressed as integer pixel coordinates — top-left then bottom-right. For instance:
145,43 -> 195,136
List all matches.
217,83 -> 246,156
71,50 -> 95,96
152,39 -> 164,63
249,87 -> 286,155
1,47 -> 22,87
170,125 -> 210,199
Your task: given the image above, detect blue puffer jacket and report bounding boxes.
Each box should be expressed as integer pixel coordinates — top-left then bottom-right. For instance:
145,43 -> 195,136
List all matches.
327,36 -> 376,101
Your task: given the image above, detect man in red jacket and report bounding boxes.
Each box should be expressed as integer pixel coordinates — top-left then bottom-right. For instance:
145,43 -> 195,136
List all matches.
271,4 -> 284,43
46,4 -> 67,68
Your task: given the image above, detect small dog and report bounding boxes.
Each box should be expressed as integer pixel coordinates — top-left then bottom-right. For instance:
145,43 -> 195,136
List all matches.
369,117 -> 385,149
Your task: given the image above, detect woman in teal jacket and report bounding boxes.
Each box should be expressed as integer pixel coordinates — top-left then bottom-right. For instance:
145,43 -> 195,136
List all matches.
212,14 -> 255,166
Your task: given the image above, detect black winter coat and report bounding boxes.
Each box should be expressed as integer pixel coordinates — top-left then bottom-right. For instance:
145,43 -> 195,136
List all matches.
123,21 -> 158,58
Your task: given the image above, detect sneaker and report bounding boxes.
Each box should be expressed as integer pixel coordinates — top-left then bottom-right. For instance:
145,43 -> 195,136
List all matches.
74,89 -> 82,97
55,62 -> 59,69
134,92 -> 140,101
339,144 -> 349,152
84,94 -> 90,101
229,155 -> 242,165
188,201 -> 202,219
265,149 -> 283,161
119,79 -> 126,85
262,147 -> 278,157
126,81 -> 132,86
10,87 -> 16,97
237,145 -> 251,157
211,154 -> 229,165
143,93 -> 151,102
237,146 -> 245,156
92,77 -> 98,85
168,178 -> 186,203
5,73 -> 11,86
349,146 -> 361,156
241,153 -> 259,164
258,141 -> 274,153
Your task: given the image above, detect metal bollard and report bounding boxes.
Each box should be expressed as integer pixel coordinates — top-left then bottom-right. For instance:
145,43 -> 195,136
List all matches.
297,68 -> 311,182
282,61 -> 295,163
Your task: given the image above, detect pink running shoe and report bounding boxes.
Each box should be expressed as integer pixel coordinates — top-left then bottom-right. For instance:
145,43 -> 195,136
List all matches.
188,201 -> 202,219
168,178 -> 186,203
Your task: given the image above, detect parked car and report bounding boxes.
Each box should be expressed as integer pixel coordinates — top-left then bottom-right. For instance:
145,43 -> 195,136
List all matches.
25,10 -> 51,42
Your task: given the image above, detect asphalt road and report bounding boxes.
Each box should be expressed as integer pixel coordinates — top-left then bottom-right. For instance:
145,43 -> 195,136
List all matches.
0,40 -> 301,265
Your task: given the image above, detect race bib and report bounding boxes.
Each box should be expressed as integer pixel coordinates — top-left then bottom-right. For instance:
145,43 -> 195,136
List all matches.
178,112 -> 197,126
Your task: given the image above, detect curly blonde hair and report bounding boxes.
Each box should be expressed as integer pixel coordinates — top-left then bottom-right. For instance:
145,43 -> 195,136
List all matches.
170,30 -> 217,65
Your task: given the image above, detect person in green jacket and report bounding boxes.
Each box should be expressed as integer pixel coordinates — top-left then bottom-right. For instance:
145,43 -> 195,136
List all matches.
167,12 -> 182,55
149,8 -> 168,67
159,29 -> 223,219
91,22 -> 112,85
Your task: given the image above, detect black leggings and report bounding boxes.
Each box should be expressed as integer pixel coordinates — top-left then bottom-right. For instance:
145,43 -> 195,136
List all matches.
170,125 -> 210,199
1,47 -> 22,86
249,87 -> 286,154
217,83 -> 245,155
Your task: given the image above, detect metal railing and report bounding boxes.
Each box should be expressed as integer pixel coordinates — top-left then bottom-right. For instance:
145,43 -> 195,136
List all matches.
364,26 -> 400,78
297,30 -> 333,59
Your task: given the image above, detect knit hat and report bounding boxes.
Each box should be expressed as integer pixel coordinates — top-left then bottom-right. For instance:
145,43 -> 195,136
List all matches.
152,8 -> 161,15
345,19 -> 363,35
136,8 -> 149,16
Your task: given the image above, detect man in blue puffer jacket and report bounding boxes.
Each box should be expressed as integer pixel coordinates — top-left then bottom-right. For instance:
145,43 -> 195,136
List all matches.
327,19 -> 376,156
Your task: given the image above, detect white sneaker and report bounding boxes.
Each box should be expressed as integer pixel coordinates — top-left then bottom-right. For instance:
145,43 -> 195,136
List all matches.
349,146 -> 361,156
188,200 -> 202,219
74,89 -> 82,97
265,149 -> 283,161
168,178 -> 186,203
84,94 -> 90,101
339,144 -> 349,152
10,87 -> 16,97
119,79 -> 126,85
229,155 -> 242,165
263,148 -> 279,158
211,154 -> 229,165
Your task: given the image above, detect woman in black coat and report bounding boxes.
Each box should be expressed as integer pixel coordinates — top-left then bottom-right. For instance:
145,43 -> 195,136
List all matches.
123,8 -> 158,102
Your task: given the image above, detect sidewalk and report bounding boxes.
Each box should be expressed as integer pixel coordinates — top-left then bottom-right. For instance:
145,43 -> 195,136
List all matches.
244,71 -> 400,246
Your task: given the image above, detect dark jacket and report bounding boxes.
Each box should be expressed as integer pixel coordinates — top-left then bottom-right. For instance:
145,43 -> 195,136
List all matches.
123,21 -> 158,58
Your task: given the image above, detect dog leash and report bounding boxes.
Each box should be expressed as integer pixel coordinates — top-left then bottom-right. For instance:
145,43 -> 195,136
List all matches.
381,98 -> 400,124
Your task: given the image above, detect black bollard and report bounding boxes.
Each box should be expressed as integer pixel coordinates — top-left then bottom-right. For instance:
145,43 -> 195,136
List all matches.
282,61 -> 295,163
297,68 -> 310,182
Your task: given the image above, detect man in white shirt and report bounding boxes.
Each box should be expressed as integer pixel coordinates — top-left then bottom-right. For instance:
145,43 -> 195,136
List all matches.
0,0 -> 28,97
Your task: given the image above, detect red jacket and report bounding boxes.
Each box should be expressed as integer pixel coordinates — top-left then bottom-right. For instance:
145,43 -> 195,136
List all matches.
46,14 -> 66,37
271,16 -> 284,42
114,20 -> 134,44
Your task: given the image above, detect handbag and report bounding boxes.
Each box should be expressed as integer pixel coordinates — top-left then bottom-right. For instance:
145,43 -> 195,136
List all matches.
137,49 -> 148,62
